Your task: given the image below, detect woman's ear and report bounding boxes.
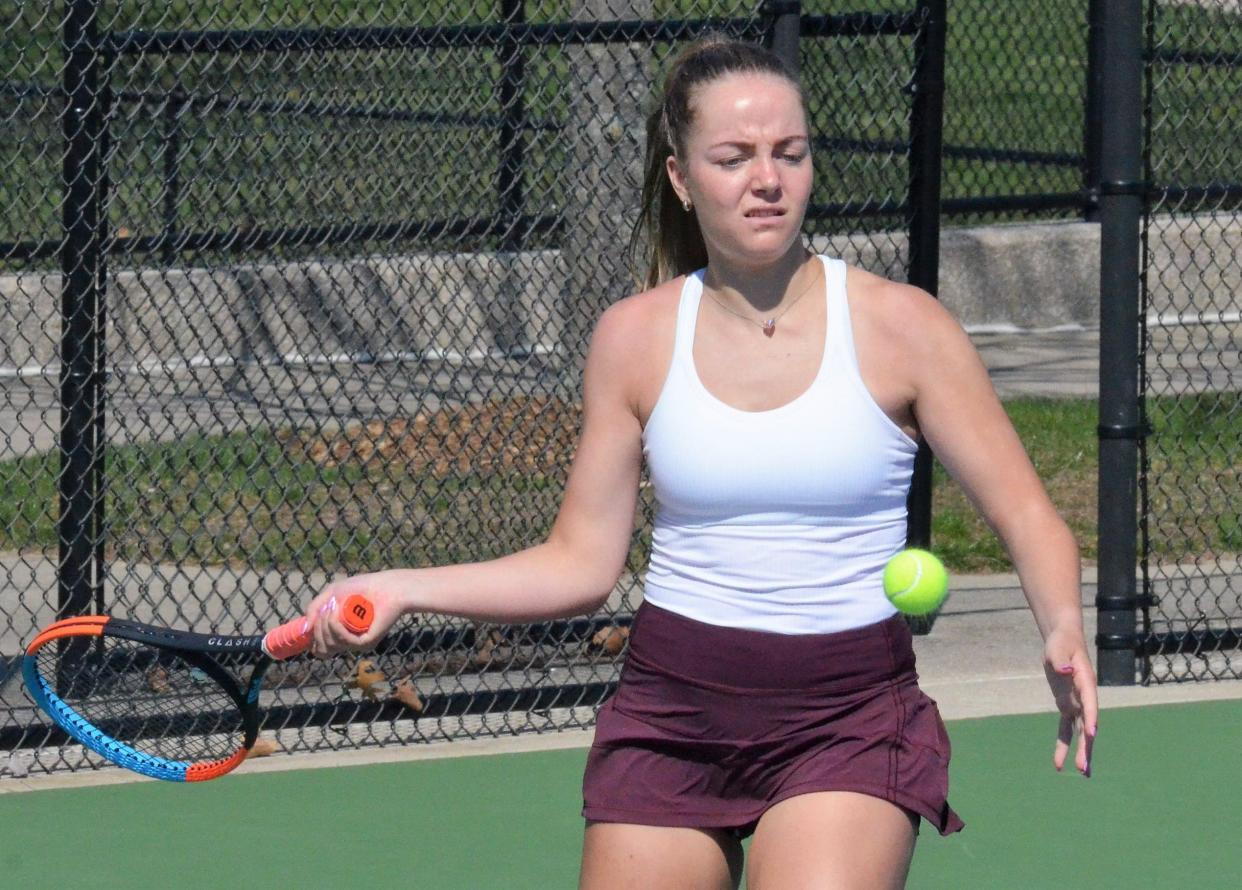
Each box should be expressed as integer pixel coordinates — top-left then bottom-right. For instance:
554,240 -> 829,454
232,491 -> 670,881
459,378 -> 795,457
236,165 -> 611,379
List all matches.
665,154 -> 691,209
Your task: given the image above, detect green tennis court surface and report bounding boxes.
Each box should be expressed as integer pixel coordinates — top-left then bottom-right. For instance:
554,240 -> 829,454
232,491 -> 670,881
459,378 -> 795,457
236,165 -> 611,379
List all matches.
2,698 -> 1237,888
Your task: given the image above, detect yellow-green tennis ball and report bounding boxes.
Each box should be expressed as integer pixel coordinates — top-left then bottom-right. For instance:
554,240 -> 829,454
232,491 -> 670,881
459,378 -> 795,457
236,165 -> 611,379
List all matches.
883,549 -> 948,615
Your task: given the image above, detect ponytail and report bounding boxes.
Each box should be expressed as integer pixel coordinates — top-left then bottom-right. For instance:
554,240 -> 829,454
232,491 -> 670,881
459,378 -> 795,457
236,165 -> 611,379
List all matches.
628,36 -> 802,289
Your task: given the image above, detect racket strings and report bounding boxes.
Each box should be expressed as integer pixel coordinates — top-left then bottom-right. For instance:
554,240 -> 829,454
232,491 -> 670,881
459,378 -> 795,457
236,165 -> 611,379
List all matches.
35,636 -> 245,763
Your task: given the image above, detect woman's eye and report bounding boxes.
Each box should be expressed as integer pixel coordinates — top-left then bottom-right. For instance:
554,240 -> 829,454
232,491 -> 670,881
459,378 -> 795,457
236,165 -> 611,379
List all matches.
782,152 -> 808,164
718,157 -> 745,168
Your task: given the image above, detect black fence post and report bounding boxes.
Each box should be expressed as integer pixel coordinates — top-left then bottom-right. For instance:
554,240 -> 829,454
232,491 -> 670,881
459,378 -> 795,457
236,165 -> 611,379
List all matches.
497,0 -> 526,250
1083,0 -> 1105,222
162,96 -> 183,265
1096,0 -> 1144,686
93,53 -> 113,617
764,0 -> 801,73
492,0 -> 528,357
59,0 -> 107,620
905,0 -> 946,554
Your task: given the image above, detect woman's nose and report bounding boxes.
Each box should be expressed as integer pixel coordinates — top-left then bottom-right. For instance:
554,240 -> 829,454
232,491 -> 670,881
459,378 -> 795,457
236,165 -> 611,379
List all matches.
752,157 -> 780,192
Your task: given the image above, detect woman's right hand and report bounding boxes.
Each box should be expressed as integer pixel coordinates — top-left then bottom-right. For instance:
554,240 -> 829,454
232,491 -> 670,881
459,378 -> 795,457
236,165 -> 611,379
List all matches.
305,572 -> 410,658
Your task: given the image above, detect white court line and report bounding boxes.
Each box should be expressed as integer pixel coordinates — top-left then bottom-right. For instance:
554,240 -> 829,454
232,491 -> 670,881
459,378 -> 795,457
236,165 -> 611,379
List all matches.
0,343 -> 565,380
922,673 -> 1044,685
1,724 -> 596,795
965,310 -> 1241,335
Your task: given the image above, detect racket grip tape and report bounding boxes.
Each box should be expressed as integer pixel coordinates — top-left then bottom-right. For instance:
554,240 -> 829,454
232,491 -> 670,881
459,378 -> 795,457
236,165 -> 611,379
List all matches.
262,593 -> 375,659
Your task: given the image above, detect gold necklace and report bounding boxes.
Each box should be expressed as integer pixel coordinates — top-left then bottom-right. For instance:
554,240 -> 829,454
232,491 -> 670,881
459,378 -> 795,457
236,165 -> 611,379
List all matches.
703,264 -> 821,338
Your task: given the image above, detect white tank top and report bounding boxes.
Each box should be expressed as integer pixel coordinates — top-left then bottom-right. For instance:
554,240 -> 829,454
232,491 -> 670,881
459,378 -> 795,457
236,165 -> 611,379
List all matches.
641,255 -> 919,634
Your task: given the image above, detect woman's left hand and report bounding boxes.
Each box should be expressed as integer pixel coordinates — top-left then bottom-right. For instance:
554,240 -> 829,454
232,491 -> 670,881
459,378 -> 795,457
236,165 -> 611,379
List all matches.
1043,625 -> 1099,777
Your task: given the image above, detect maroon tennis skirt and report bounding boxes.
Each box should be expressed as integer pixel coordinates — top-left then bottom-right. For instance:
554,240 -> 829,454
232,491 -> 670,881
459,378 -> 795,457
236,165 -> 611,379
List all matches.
582,601 -> 964,838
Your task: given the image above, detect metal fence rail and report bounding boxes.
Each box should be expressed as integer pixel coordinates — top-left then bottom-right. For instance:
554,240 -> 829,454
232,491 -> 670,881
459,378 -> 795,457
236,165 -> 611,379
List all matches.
1,0 -> 947,776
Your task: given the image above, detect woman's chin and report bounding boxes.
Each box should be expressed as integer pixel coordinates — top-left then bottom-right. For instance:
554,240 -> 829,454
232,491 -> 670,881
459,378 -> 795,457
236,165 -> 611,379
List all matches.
713,233 -> 806,269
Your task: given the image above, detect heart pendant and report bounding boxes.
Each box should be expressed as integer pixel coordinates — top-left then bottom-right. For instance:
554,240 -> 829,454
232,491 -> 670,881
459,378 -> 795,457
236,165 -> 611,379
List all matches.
762,320 -> 776,337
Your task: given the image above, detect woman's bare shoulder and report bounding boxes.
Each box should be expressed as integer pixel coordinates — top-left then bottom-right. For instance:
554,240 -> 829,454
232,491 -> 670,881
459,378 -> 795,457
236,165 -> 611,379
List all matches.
587,277 -> 685,418
844,264 -> 964,345
592,276 -> 684,357
601,276 -> 683,326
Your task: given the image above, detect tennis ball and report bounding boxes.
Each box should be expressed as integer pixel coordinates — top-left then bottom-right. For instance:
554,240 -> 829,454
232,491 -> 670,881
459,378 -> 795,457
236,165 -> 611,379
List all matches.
883,549 -> 948,615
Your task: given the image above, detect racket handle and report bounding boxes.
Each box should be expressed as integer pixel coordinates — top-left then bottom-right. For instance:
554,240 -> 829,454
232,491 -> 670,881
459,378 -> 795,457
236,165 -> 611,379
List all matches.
262,593 -> 375,660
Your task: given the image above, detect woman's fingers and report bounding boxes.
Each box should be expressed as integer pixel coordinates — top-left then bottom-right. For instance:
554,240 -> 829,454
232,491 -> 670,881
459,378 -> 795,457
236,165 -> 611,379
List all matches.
1074,657 -> 1100,736
1043,629 -> 1100,779
1075,664 -> 1098,776
1053,711 -> 1073,771
1055,713 -> 1092,776
306,578 -> 390,658
307,589 -> 348,658
1048,659 -> 1098,777
1051,665 -> 1076,773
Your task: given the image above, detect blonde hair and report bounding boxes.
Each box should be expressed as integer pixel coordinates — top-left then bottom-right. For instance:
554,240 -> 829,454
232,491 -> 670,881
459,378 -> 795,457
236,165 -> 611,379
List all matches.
628,36 -> 804,289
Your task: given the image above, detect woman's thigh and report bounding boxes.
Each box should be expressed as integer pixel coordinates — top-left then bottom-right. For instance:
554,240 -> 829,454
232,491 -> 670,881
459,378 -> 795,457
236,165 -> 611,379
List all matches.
579,821 -> 744,890
745,791 -> 919,890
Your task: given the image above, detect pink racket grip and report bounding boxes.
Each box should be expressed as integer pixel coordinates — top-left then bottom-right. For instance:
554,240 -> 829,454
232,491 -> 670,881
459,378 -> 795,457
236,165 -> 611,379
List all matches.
262,594 -> 375,660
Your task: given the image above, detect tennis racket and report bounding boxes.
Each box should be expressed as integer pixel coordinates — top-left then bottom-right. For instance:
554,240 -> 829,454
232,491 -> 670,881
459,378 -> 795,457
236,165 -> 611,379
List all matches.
22,593 -> 374,782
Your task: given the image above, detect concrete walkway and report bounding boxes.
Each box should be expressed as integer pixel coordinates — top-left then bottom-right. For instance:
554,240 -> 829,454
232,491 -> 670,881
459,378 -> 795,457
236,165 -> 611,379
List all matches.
972,323 -> 1239,398
914,567 -> 1242,720
4,318 -> 1239,459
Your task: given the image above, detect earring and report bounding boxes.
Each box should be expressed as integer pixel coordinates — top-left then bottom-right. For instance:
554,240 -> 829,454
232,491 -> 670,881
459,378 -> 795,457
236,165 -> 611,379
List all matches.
682,197 -> 692,212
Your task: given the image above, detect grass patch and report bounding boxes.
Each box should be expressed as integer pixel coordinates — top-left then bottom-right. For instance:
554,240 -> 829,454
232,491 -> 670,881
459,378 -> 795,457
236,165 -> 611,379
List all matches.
2,394 -> 1237,575
933,392 -> 1241,571
933,398 -> 1098,572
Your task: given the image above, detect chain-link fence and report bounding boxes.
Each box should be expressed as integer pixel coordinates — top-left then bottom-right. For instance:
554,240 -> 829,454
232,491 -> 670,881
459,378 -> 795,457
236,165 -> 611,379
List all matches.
944,0 -> 1096,224
1,1 -> 950,776
1138,0 -> 1242,682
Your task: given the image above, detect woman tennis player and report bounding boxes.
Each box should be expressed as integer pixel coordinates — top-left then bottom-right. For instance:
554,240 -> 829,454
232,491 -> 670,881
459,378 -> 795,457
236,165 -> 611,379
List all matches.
305,36 -> 1098,889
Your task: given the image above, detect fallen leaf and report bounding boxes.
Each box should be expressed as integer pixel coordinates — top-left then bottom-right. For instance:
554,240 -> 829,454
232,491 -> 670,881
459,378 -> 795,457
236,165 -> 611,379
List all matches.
345,658 -> 387,701
472,628 -> 505,668
390,678 -> 424,713
245,737 -> 279,759
590,626 -> 630,656
145,666 -> 170,693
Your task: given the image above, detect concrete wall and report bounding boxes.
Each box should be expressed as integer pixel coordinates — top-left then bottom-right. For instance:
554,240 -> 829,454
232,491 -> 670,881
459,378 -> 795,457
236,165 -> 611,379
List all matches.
2,251 -> 567,374
4,217 -> 1239,373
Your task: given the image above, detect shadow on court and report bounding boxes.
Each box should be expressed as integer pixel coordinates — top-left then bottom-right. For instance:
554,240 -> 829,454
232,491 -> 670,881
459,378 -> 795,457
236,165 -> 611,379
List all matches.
0,698 -> 1237,889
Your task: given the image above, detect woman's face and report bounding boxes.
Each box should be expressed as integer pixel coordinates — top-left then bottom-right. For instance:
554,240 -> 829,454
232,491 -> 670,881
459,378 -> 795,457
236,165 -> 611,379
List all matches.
667,72 -> 812,269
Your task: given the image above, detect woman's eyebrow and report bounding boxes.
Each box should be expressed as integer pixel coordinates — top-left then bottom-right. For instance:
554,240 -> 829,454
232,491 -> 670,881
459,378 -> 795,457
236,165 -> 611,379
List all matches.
707,135 -> 810,150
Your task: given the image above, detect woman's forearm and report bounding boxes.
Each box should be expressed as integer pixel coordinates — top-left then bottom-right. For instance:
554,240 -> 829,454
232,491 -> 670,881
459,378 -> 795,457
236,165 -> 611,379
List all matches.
1004,507 -> 1086,642
362,539 -> 618,625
